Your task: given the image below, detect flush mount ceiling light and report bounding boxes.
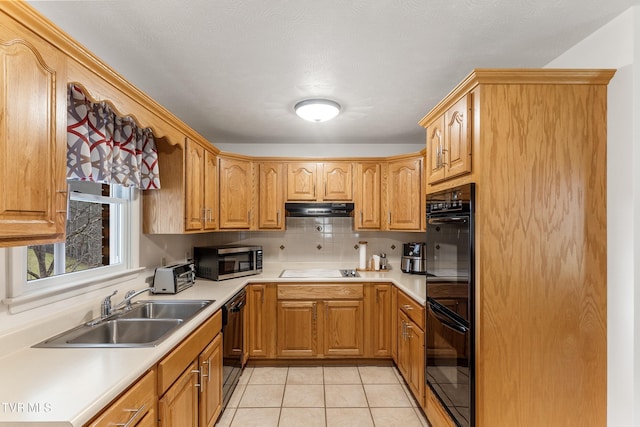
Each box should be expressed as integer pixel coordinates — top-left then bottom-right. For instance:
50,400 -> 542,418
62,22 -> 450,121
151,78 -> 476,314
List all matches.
294,99 -> 341,123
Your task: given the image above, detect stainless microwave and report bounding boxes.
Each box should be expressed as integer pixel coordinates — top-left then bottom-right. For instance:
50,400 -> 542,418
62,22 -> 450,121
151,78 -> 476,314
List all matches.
193,245 -> 263,281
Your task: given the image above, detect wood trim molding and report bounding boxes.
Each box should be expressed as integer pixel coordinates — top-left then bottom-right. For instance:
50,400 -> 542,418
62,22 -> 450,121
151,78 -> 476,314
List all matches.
418,68 -> 616,128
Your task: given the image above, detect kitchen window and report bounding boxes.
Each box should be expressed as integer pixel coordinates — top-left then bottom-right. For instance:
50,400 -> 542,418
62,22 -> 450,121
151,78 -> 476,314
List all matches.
4,181 -> 142,313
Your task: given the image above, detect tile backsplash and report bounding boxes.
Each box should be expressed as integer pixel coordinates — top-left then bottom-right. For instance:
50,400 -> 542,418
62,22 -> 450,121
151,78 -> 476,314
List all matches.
192,217 -> 423,264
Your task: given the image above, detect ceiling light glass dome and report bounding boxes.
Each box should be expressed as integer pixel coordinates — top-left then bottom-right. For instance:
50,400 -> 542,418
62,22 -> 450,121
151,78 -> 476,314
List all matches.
294,99 -> 341,123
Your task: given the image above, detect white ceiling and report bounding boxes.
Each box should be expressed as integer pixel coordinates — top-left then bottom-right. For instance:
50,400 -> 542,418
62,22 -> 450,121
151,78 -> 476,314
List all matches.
28,0 -> 638,147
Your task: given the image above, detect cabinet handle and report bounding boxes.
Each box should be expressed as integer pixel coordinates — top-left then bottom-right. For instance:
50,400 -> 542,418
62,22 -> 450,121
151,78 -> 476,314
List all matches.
192,369 -> 201,389
388,211 -> 392,225
360,210 -> 363,226
114,404 -> 146,427
406,324 -> 413,339
402,304 -> 413,311
205,359 -> 211,383
277,210 -> 280,225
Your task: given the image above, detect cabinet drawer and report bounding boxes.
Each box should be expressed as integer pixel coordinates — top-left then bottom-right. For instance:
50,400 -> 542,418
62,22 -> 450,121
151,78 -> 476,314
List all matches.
157,309 -> 222,394
398,291 -> 425,330
277,284 -> 364,299
86,369 -> 156,427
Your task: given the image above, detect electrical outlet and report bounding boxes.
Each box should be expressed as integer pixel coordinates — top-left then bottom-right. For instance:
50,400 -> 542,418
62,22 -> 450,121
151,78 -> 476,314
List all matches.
160,256 -> 167,266
185,251 -> 191,261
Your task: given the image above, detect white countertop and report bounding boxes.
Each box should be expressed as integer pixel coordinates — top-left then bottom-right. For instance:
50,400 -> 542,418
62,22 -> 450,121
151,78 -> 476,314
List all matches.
0,262 -> 425,426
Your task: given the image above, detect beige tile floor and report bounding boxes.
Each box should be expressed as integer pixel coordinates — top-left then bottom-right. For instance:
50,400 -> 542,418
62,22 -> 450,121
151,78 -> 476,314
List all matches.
215,365 -> 431,427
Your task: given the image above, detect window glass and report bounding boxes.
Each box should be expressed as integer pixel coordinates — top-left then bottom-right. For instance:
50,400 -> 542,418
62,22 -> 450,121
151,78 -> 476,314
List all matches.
26,181 -> 126,283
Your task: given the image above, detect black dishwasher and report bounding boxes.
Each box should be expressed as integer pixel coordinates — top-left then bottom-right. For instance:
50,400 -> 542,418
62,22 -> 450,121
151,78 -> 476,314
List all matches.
222,289 -> 245,408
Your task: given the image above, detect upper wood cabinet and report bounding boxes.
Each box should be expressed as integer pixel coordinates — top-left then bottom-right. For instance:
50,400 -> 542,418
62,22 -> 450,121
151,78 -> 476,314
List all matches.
286,162 -> 353,201
425,94 -> 472,186
354,162 -> 382,230
0,21 -> 67,247
287,162 -> 317,201
218,156 -> 254,229
386,156 -> 423,231
258,162 -> 285,230
185,139 -> 217,231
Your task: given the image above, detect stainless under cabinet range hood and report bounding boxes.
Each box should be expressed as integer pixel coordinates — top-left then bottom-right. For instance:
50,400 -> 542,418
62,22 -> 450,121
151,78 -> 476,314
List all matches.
285,202 -> 354,217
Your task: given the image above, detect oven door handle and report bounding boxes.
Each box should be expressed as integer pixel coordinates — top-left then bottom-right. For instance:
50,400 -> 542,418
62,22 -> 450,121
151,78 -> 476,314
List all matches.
428,302 -> 468,334
428,217 -> 468,225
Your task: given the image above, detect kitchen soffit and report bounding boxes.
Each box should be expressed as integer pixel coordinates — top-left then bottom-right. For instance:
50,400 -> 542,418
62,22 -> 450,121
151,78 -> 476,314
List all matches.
28,0 -> 638,146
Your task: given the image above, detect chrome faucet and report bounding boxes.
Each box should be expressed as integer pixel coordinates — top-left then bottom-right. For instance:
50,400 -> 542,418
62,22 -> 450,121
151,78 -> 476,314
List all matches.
100,290 -> 118,318
114,287 -> 154,311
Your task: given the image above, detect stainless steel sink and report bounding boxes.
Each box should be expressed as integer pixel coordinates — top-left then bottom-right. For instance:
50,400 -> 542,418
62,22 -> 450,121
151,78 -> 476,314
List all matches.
34,299 -> 214,348
118,300 -> 212,320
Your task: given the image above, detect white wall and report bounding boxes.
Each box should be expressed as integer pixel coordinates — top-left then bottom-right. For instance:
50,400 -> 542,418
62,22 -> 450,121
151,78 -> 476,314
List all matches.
214,141 -> 425,157
546,7 -> 639,427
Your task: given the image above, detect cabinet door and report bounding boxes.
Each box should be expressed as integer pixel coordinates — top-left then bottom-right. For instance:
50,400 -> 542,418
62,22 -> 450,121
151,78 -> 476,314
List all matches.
407,318 -> 425,403
185,140 -> 205,231
219,157 -> 253,229
0,28 -> 67,246
287,162 -> 317,201
371,284 -> 392,357
387,157 -> 422,230
444,94 -> 471,180
321,162 -> 352,201
258,162 -> 284,229
158,361 -> 199,427
247,284 -> 277,358
277,300 -> 318,357
354,162 -> 381,230
199,333 -> 223,427
426,115 -> 446,185
397,311 -> 411,381
203,150 -> 217,230
324,300 -> 364,356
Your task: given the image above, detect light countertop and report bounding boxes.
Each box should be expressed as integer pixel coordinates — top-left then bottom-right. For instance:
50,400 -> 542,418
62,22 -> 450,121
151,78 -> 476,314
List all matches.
0,262 -> 425,426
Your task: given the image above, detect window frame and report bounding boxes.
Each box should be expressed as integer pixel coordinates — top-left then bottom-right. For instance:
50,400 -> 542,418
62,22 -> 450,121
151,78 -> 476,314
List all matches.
3,182 -> 143,314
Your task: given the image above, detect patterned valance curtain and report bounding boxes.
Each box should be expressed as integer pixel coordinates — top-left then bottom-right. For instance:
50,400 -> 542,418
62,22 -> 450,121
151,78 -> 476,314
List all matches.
66,84 -> 161,190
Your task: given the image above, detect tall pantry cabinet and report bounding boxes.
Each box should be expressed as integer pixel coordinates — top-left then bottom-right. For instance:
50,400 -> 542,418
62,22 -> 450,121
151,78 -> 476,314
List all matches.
419,69 -> 614,427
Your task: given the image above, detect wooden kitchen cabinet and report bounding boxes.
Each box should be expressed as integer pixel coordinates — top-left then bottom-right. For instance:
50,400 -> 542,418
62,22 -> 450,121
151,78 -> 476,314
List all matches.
287,162 -> 317,201
321,162 -> 353,201
218,156 -> 254,229
246,284 -> 277,358
286,162 -> 353,201
157,310 -> 223,427
425,94 -> 471,186
185,139 -> 218,231
86,369 -> 156,427
386,156 -> 423,230
276,284 -> 365,358
159,360 -> 199,427
354,162 -> 382,230
258,162 -> 285,230
199,333 -> 223,427
419,69 -> 614,427
366,283 -> 392,357
277,300 -> 319,357
396,290 -> 425,405
0,17 -> 67,247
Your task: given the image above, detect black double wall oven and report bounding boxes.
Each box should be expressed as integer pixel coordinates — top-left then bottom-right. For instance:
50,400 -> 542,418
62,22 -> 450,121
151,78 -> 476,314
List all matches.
425,183 -> 475,427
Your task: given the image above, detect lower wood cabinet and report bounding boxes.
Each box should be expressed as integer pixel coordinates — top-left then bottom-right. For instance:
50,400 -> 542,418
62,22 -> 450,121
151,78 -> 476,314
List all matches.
247,283 -> 277,358
275,284 -> 367,358
396,290 -> 425,405
85,369 -> 156,427
157,310 -> 223,427
425,385 -> 457,427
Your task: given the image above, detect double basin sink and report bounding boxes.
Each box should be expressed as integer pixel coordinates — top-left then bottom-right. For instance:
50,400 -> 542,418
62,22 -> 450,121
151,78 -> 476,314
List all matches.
34,300 -> 214,348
